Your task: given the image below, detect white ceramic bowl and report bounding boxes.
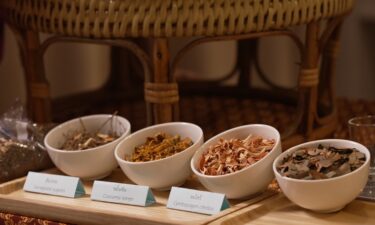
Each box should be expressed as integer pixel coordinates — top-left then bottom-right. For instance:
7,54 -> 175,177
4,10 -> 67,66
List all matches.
273,139 -> 370,213
44,114 -> 131,180
191,124 -> 282,199
115,122 -> 204,190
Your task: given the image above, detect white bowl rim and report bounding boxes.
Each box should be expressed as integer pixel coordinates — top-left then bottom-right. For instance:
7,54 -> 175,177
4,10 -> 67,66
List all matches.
191,124 -> 281,179
348,115 -> 375,127
115,121 -> 204,165
273,139 -> 370,183
45,114 -> 131,153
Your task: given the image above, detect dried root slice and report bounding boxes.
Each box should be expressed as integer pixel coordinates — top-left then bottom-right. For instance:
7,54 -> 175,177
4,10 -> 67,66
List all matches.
199,134 -> 275,176
277,144 -> 366,180
61,131 -> 118,150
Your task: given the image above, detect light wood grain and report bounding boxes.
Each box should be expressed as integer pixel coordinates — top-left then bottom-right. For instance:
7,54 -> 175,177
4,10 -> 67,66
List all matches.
209,194 -> 375,225
0,176 -> 26,195
0,168 -> 277,225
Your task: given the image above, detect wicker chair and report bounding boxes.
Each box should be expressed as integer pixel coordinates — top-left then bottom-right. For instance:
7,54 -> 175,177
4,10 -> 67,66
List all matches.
0,0 -> 355,147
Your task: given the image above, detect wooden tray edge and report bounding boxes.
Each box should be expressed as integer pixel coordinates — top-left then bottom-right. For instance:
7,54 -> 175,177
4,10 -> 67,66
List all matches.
0,169 -> 279,225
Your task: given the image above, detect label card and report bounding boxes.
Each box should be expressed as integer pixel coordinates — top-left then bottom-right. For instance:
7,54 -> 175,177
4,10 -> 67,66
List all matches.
91,181 -> 155,206
23,172 -> 85,198
167,187 -> 230,215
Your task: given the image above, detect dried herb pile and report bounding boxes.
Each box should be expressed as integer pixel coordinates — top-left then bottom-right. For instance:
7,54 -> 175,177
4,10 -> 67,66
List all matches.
199,134 -> 275,176
127,132 -> 193,162
0,138 -> 52,182
277,144 -> 366,180
61,131 -> 118,150
61,115 -> 121,151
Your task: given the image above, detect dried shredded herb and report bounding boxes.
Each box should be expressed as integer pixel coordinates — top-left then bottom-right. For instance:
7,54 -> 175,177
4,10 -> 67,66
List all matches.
61,131 -> 118,150
127,132 -> 193,162
60,113 -> 120,151
277,145 -> 366,180
199,134 -> 275,176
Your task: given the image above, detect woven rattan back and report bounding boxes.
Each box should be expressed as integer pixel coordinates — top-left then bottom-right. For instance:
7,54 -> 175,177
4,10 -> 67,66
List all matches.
2,0 -> 354,38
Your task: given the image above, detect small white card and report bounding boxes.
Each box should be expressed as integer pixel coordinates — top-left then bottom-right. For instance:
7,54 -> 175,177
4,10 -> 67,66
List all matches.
15,121 -> 28,141
167,187 -> 230,215
91,181 -> 155,206
23,172 -> 85,198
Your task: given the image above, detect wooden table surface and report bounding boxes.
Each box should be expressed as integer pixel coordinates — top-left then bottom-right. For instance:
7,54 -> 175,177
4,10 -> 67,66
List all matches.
209,193 -> 375,225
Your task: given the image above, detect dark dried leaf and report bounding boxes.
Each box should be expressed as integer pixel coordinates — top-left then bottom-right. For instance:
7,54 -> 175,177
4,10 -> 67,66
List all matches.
277,145 -> 366,180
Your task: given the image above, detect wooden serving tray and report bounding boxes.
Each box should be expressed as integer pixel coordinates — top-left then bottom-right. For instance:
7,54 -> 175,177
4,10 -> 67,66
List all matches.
0,168 -> 277,225
209,193 -> 375,225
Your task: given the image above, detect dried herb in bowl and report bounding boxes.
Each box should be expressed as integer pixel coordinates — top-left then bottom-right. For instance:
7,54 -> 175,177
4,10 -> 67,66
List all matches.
60,116 -> 120,151
199,134 -> 275,176
277,144 -> 366,180
127,132 -> 193,162
61,131 -> 118,150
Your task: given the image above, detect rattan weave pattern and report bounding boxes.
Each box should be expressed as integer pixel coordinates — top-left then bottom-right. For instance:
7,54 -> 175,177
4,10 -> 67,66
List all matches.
1,0 -> 354,38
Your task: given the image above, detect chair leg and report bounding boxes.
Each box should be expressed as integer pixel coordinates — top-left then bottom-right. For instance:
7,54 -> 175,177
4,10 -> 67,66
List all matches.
299,22 -> 320,139
237,39 -> 257,88
149,38 -> 176,123
17,29 -> 51,123
318,23 -> 342,121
